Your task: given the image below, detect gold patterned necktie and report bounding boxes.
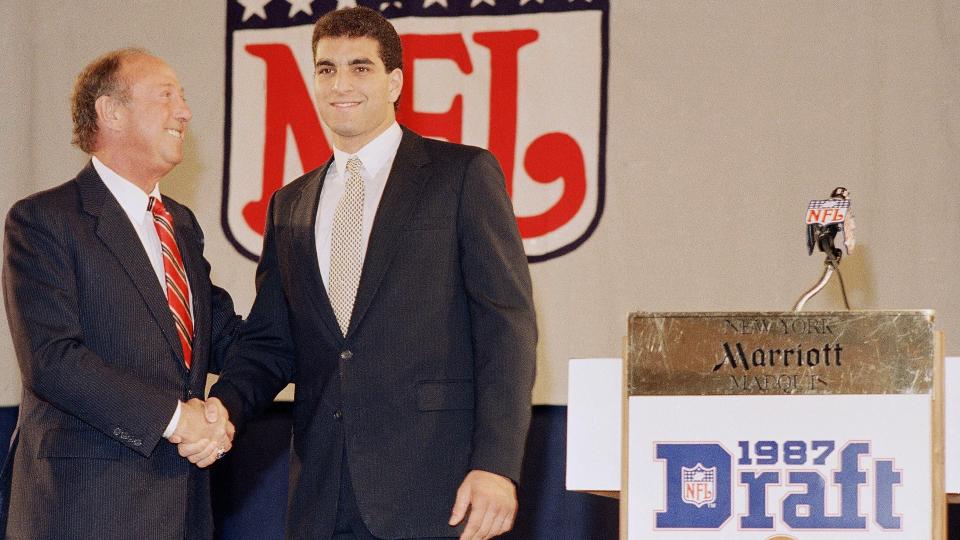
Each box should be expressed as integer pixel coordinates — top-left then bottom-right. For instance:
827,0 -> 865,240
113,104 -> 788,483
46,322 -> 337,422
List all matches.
329,157 -> 364,336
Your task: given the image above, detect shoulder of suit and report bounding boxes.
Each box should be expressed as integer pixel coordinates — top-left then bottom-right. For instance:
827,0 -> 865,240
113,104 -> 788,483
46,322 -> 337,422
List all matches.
412,132 -> 491,164
5,176 -> 85,242
278,169 -> 317,192
10,177 -> 82,218
18,175 -> 82,204
271,161 -> 330,203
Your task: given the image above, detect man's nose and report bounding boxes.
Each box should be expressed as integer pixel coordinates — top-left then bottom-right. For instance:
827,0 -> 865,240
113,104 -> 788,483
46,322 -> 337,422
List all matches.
175,98 -> 192,123
331,71 -> 353,92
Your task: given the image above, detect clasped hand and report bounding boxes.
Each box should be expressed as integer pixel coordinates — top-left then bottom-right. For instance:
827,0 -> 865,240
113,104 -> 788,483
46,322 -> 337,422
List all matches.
168,397 -> 234,468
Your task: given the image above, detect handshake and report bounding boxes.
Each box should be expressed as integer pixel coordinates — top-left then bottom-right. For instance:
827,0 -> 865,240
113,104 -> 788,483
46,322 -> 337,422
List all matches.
167,397 -> 234,468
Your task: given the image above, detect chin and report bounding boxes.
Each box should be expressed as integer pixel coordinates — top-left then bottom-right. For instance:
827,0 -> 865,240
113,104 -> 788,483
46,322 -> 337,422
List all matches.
323,119 -> 356,136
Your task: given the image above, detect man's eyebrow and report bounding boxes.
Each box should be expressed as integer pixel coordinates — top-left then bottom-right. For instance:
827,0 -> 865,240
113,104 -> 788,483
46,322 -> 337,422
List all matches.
158,82 -> 185,93
315,57 -> 376,67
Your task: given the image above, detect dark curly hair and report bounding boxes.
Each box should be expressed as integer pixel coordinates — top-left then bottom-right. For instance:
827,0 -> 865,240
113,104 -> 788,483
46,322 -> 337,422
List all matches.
312,7 -> 402,74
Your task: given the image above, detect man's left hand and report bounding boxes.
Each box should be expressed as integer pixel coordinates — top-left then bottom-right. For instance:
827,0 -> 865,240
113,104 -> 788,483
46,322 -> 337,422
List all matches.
448,469 -> 517,540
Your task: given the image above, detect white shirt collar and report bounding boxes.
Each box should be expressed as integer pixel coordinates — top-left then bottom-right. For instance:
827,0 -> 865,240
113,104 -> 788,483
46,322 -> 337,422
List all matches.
92,156 -> 161,223
331,122 -> 403,180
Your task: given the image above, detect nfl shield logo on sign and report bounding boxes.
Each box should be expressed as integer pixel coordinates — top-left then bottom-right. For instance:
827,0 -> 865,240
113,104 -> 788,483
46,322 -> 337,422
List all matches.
680,463 -> 716,508
223,0 -> 608,262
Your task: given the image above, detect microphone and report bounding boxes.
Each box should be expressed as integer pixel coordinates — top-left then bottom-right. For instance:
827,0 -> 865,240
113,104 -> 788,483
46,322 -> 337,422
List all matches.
805,187 -> 855,261
794,187 -> 855,311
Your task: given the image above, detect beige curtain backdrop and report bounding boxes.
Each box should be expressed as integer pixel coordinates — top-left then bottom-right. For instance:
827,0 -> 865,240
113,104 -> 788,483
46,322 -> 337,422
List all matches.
1,1 -> 957,405
0,2 -> 34,406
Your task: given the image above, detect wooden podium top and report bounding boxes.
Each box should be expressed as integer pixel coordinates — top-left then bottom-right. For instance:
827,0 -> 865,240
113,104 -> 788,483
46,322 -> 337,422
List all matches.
626,310 -> 935,396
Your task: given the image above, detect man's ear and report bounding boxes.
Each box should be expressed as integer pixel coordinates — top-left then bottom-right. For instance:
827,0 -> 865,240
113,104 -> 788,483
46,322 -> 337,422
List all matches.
95,94 -> 125,132
388,68 -> 403,104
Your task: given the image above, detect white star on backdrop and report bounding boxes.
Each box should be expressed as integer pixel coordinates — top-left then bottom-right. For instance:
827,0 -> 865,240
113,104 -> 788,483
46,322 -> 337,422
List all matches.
519,0 -> 543,5
470,0 -> 495,6
238,0 -> 271,22
379,0 -> 402,10
423,0 -> 448,8
336,0 -> 357,8
286,0 -> 314,17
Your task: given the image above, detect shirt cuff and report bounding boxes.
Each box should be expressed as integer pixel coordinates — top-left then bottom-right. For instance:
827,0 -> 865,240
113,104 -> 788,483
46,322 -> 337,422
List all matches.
163,401 -> 183,439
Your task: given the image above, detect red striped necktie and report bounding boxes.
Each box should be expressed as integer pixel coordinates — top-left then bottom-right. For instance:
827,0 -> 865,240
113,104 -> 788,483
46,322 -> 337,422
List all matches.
148,196 -> 194,369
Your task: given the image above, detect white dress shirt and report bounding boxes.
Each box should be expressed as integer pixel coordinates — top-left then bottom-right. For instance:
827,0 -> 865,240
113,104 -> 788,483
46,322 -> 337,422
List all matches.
92,156 -> 188,438
315,122 -> 403,287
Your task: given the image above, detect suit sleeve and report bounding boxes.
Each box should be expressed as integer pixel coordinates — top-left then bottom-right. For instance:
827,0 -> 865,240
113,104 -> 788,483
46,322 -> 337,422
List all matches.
182,206 -> 241,374
457,150 -> 538,483
2,198 -> 177,456
209,194 -> 296,428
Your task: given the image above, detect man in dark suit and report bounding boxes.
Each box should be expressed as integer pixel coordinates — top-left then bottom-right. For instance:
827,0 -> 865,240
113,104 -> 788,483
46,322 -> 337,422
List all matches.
207,7 -> 537,540
1,48 -> 240,539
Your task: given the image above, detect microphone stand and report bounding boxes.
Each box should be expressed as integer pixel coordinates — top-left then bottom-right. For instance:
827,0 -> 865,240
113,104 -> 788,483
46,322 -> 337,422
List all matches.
793,226 -> 852,312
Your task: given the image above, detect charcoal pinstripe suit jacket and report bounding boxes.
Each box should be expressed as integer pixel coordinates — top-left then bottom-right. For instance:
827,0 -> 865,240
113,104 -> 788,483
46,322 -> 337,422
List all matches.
211,128 -> 538,539
0,162 -> 240,540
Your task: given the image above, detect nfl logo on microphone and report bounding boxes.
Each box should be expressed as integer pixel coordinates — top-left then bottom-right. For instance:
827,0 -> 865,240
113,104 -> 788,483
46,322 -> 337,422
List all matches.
223,0 -> 609,262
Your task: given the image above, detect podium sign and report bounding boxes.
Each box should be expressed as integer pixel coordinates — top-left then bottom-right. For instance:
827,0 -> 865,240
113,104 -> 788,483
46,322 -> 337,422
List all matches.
624,311 -> 942,539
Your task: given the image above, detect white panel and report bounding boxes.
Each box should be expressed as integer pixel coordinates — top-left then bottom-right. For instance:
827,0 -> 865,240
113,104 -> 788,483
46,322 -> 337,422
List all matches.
565,358 -> 621,491
946,356 -> 960,493
628,394 -> 931,539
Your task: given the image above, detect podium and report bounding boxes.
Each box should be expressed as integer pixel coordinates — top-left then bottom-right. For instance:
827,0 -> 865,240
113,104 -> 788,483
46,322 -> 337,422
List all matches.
567,311 -> 944,539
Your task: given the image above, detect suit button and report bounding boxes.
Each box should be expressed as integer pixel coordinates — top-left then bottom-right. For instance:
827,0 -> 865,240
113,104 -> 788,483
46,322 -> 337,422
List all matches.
333,410 -> 342,420
340,350 -> 352,360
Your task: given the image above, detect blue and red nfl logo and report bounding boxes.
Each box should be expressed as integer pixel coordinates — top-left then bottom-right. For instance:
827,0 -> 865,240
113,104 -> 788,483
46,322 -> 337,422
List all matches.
681,463 -> 717,508
222,0 -> 608,262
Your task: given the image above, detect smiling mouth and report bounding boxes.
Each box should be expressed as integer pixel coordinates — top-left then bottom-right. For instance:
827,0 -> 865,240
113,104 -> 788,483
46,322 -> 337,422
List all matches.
165,128 -> 184,140
330,102 -> 361,108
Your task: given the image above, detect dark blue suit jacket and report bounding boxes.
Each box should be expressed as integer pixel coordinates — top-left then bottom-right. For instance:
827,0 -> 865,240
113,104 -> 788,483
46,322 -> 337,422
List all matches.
211,128 -> 537,539
1,163 -> 240,539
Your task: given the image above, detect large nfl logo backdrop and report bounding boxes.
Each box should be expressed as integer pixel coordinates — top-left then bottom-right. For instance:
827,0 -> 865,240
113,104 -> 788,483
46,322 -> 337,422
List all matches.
222,0 -> 608,262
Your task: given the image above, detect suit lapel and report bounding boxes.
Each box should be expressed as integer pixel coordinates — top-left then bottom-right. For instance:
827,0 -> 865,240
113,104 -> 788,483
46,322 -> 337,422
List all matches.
347,129 -> 430,336
77,163 -> 186,372
290,159 -> 344,342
